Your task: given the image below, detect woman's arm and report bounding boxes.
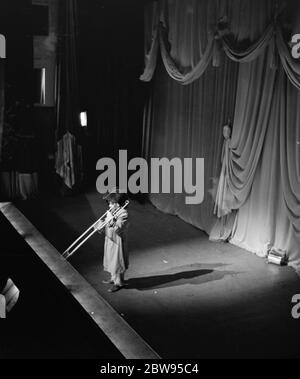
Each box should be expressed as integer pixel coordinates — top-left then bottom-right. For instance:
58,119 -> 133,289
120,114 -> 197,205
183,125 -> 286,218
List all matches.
113,209 -> 128,235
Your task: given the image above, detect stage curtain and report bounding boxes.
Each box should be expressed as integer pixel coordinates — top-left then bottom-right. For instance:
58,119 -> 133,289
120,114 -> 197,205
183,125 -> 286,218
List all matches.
140,0 -> 219,84
157,0 -> 216,85
213,50 -> 277,218
141,1 -> 300,89
55,0 -> 83,189
0,172 -> 38,200
0,61 -> 38,200
143,57 -> 238,232
142,0 -> 272,230
140,0 -> 275,84
277,28 -> 300,90
230,66 -> 300,272
140,1 -> 160,82
221,24 -> 274,62
142,0 -> 300,273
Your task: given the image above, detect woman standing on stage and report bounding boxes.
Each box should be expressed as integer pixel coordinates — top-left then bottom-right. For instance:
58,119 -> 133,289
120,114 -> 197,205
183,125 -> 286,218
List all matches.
98,188 -> 129,293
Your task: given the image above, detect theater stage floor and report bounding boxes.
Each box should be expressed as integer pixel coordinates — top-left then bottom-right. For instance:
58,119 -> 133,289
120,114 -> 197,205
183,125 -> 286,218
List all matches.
14,188 -> 300,359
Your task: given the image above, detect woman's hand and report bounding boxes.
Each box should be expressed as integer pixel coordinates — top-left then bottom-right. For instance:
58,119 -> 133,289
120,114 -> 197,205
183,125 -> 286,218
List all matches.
94,221 -> 103,232
106,211 -> 116,227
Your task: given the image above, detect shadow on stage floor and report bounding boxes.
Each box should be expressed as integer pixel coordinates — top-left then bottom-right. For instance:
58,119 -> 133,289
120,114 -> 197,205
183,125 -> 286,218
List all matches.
10,188 -> 300,359
125,264 -> 239,291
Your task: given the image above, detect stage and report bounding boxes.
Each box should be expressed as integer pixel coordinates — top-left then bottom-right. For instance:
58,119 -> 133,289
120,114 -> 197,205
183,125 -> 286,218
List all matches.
6,187 -> 300,359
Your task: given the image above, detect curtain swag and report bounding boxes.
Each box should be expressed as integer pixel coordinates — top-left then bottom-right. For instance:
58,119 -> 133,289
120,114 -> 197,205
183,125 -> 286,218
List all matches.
141,0 -> 300,272
141,6 -> 300,91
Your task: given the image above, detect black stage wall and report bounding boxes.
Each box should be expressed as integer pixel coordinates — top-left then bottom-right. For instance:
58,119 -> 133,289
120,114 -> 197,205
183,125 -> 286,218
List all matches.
77,0 -> 148,184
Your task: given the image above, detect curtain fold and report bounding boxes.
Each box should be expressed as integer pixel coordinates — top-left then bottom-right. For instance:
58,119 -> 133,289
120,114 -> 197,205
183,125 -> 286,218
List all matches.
0,171 -> 38,200
159,24 -> 214,85
229,66 -> 300,270
279,68 -> 300,236
146,57 -> 238,233
277,27 -> 300,90
213,49 -> 277,217
140,0 -> 300,90
55,0 -> 83,189
141,0 -> 300,272
221,24 -> 274,62
140,0 -> 276,85
141,0 -> 219,85
139,1 -> 160,82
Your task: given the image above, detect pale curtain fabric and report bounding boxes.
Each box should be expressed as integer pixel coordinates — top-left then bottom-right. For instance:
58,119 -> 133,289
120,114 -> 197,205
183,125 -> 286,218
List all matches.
140,1 -> 160,82
141,0 -> 300,273
141,0 -> 275,84
277,29 -> 300,90
55,131 -> 82,189
158,0 -> 216,84
278,69 -> 300,242
141,0 -> 218,84
213,50 -> 277,217
141,0 -> 300,88
230,67 -> 300,273
221,24 -> 274,62
143,58 -> 238,232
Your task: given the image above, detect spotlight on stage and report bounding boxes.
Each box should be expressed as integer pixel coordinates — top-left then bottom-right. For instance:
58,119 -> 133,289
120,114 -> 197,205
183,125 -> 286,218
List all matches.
0,277 -> 20,318
80,111 -> 87,127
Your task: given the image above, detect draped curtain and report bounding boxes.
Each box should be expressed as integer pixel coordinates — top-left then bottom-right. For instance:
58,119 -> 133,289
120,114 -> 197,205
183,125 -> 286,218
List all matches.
143,56 -> 238,232
0,56 -> 38,200
55,0 -> 83,189
230,65 -> 300,272
141,0 -> 300,274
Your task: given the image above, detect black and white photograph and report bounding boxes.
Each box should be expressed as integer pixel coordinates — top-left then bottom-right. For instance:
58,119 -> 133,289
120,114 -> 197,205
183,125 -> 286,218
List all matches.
0,0 -> 300,364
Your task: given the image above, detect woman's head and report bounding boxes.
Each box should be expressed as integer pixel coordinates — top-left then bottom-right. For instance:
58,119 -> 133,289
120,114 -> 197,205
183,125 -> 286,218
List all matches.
108,200 -> 119,211
223,125 -> 231,140
103,188 -> 128,207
